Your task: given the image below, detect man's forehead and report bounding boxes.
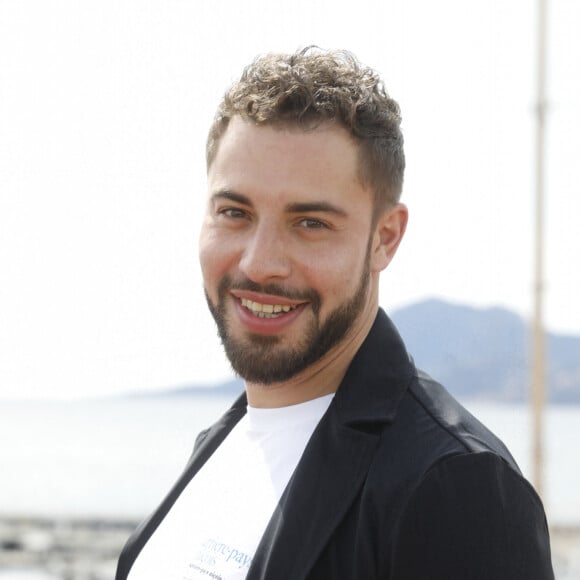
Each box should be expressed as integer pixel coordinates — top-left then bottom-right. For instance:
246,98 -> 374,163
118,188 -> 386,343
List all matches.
211,117 -> 358,169
217,116 -> 354,151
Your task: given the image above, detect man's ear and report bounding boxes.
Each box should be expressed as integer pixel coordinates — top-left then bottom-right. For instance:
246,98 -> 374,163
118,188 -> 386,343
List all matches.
370,203 -> 408,273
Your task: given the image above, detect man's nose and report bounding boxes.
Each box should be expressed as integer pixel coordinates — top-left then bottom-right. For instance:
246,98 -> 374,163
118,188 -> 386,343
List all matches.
238,224 -> 291,283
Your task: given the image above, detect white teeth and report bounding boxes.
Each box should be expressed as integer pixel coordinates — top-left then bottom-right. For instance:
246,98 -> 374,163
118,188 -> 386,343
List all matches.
240,297 -> 297,318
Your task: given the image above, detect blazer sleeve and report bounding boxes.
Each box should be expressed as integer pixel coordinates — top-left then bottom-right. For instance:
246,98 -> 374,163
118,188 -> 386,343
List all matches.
389,451 -> 554,580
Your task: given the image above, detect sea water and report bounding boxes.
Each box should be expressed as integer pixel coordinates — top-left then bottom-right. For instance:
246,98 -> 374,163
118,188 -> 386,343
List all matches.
0,396 -> 578,526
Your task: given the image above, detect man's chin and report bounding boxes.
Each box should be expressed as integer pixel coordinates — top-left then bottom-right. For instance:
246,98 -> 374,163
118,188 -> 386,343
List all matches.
223,339 -> 309,385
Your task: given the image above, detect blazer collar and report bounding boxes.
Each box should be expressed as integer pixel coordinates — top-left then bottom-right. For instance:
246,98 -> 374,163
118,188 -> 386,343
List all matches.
334,307 -> 415,426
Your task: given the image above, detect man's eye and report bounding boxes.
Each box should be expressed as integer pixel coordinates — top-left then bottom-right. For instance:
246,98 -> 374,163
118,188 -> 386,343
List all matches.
219,208 -> 247,219
299,218 -> 327,229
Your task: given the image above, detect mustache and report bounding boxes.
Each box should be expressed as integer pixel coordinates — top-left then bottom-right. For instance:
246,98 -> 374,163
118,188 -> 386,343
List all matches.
217,275 -> 321,310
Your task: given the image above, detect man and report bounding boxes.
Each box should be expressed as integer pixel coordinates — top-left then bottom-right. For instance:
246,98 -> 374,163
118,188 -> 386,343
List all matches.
117,48 -> 554,579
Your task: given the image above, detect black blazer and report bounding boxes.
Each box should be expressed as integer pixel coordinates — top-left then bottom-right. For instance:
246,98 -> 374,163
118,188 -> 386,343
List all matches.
117,309 -> 554,579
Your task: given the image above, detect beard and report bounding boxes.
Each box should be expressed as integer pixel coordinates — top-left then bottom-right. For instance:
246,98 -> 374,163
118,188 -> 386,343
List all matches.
204,259 -> 370,385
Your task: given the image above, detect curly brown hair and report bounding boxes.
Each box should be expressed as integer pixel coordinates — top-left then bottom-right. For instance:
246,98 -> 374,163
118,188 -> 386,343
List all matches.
206,47 -> 405,209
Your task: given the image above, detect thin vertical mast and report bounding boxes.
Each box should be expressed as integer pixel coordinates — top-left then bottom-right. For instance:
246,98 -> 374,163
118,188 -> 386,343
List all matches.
532,0 -> 548,497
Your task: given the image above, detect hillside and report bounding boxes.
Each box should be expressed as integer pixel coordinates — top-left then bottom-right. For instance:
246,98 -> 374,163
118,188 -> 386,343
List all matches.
391,299 -> 580,403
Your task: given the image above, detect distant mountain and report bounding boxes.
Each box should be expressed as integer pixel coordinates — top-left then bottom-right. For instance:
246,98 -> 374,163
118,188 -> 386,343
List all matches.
391,298 -> 580,403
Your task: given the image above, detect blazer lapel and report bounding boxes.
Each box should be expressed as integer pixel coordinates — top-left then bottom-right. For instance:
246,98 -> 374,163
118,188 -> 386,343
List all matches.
247,408 -> 380,580
247,309 -> 415,580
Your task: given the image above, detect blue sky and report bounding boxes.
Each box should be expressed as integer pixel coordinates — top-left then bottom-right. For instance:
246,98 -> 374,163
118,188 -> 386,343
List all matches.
1,0 -> 578,399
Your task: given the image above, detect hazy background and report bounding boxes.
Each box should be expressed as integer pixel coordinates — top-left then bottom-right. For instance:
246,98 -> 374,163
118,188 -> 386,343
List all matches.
1,0 -> 579,400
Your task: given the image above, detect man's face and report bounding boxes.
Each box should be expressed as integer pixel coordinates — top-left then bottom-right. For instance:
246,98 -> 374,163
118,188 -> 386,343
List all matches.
199,118 -> 380,385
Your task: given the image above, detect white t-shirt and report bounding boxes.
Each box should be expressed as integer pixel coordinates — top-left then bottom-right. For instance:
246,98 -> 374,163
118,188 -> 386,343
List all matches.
128,393 -> 334,580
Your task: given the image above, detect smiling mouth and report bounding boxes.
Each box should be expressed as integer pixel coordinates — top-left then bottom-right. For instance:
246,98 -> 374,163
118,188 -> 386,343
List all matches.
240,297 -> 300,319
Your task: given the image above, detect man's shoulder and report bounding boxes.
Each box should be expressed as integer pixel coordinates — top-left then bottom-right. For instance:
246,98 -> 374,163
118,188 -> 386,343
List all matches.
363,369 -> 521,496
394,369 -> 517,461
406,369 -> 517,461
360,371 -> 543,543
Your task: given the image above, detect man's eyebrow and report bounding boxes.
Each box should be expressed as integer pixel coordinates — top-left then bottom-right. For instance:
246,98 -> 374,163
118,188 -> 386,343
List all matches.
211,190 -> 253,206
285,201 -> 348,217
